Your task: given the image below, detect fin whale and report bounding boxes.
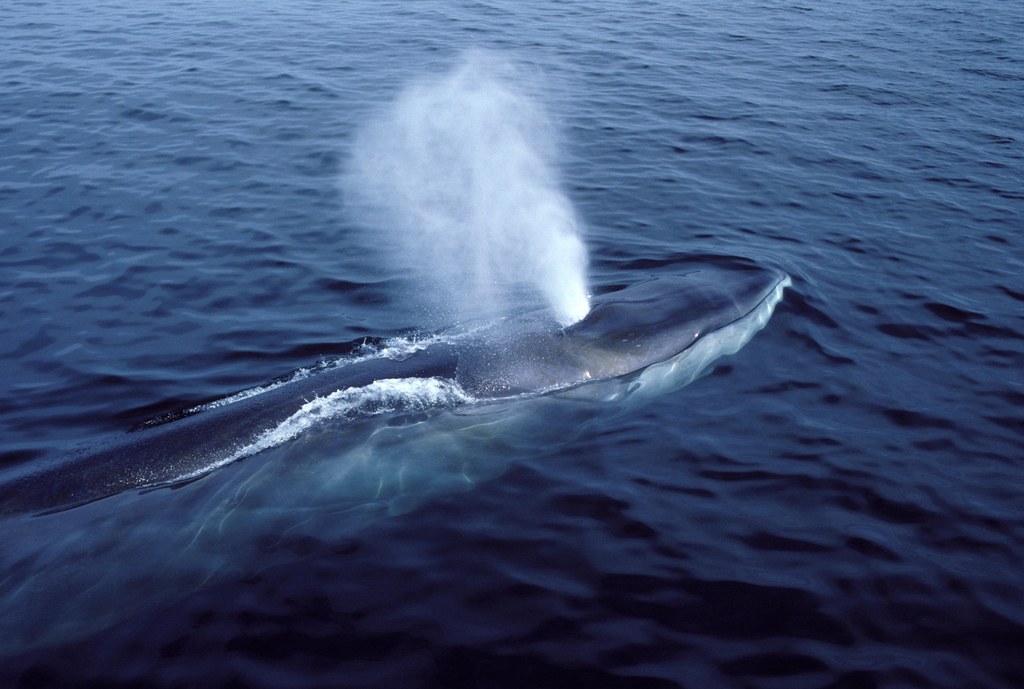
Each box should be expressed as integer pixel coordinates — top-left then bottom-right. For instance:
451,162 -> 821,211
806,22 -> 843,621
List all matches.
0,260 -> 789,516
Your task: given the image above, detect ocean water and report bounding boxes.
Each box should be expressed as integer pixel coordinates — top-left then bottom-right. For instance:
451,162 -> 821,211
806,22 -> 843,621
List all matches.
1,1 -> 1022,687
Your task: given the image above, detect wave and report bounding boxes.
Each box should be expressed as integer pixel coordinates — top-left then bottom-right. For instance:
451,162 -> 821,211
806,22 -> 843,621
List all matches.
183,376 -> 473,483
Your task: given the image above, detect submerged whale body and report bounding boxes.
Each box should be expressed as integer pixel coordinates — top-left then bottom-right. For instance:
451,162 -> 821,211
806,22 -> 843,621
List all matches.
0,258 -> 790,516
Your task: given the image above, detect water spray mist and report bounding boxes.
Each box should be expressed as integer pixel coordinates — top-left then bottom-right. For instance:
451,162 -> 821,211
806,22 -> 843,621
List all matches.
344,51 -> 590,327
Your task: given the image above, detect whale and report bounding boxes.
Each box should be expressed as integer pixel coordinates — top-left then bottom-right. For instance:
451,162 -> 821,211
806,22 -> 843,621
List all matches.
0,258 -> 790,517
0,256 -> 790,657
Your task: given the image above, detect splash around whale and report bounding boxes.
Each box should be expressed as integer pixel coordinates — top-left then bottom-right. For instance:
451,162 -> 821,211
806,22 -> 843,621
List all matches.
0,257 -> 789,517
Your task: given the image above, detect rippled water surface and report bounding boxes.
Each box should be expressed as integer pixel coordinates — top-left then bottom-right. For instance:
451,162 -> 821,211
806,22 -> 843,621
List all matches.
2,1 -> 1023,687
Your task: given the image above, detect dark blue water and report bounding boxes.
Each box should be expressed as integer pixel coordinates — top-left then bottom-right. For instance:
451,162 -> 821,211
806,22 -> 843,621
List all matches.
2,1 -> 1023,687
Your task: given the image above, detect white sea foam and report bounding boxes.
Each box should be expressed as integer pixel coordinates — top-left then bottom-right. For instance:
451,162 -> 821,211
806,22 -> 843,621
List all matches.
189,334 -> 444,414
178,377 -> 472,482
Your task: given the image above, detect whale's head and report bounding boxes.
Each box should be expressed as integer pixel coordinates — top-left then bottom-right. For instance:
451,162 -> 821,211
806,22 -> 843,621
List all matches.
456,257 -> 790,397
567,259 -> 789,375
